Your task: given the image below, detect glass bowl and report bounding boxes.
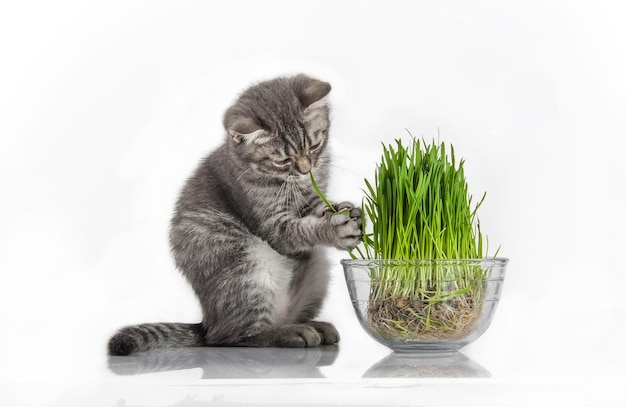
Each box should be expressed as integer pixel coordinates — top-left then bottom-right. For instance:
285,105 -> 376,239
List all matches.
341,258 -> 508,353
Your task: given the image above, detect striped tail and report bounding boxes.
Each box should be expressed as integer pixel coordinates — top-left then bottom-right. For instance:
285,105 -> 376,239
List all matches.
108,322 -> 206,356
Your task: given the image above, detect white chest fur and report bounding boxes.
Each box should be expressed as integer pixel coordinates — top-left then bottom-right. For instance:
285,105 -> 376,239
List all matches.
246,238 -> 297,324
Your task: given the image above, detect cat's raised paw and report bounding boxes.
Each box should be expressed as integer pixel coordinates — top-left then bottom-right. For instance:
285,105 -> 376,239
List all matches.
323,205 -> 362,251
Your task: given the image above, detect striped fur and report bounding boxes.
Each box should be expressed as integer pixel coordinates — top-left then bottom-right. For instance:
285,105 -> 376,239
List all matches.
108,323 -> 205,356
108,74 -> 361,356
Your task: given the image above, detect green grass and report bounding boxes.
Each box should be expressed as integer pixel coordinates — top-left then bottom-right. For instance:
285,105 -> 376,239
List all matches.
350,136 -> 498,340
357,137 -> 488,260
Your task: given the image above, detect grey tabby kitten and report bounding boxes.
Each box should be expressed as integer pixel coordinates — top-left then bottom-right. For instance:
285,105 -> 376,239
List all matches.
108,74 -> 361,356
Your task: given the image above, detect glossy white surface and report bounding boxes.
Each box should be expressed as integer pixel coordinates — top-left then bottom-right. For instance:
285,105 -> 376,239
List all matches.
1,1 -> 625,406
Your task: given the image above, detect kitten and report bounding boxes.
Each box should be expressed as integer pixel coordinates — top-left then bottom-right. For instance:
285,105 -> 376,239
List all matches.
108,74 -> 361,356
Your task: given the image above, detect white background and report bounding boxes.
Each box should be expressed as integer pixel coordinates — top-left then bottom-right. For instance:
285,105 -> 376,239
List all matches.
1,1 -> 625,406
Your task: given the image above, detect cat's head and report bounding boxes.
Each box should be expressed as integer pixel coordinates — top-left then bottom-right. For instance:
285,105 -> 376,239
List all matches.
223,74 -> 332,180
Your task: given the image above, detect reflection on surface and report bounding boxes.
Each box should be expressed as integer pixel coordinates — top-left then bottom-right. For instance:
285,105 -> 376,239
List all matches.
363,351 -> 491,378
108,345 -> 338,379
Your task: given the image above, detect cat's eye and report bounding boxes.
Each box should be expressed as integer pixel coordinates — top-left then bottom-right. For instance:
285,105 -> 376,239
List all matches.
272,158 -> 292,167
310,142 -> 323,152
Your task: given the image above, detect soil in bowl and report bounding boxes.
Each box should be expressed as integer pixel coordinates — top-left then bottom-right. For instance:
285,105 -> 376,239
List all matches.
367,282 -> 484,341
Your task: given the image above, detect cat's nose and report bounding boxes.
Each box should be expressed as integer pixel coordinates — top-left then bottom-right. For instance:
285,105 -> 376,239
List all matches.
295,156 -> 312,174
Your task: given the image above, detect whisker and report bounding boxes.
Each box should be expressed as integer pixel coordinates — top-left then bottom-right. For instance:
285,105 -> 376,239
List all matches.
286,177 -> 305,218
317,161 -> 361,178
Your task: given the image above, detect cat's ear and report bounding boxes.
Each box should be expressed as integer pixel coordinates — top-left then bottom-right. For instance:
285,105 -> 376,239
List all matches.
229,129 -> 269,145
292,74 -> 331,108
228,118 -> 270,145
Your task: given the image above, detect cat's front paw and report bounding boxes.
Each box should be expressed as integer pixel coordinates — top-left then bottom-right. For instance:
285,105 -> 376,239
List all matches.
315,201 -> 355,216
314,201 -> 356,217
324,204 -> 362,251
307,321 -> 340,345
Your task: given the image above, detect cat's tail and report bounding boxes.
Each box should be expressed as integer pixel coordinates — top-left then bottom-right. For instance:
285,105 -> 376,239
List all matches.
108,322 -> 206,356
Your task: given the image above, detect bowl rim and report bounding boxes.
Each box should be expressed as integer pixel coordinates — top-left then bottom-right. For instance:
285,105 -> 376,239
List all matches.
341,257 -> 509,267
